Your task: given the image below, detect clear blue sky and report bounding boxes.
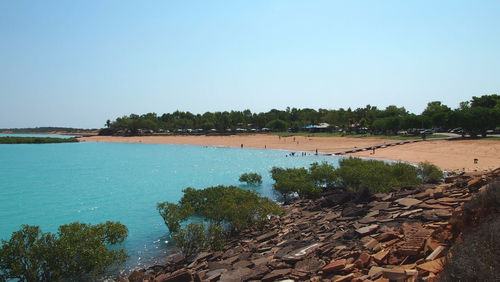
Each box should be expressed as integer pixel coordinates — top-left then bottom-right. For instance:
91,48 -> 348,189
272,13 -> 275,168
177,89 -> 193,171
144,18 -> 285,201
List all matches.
1,0 -> 499,128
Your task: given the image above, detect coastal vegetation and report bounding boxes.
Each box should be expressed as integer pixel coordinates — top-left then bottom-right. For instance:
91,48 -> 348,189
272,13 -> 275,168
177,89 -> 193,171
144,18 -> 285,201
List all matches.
239,172 -> 263,185
271,167 -> 321,202
158,185 -> 283,257
99,94 -> 499,137
0,136 -> 79,144
0,127 -> 96,134
0,221 -> 128,281
270,158 -> 444,202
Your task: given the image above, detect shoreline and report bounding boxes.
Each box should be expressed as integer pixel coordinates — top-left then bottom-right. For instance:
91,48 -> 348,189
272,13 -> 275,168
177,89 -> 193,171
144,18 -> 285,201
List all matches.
78,134 -> 500,173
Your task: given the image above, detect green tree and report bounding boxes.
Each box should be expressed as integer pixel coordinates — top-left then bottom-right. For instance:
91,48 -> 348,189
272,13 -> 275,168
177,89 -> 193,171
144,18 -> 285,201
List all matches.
308,162 -> 337,188
334,157 -> 422,193
422,101 -> 451,128
418,162 -> 443,184
266,119 -> 288,131
157,202 -> 194,234
178,185 -> 283,233
239,172 -> 263,185
0,222 -> 128,281
271,167 -> 321,201
172,222 -> 207,259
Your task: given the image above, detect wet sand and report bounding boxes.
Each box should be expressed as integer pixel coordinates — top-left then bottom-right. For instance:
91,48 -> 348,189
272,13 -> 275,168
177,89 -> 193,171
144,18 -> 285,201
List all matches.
78,135 -> 499,172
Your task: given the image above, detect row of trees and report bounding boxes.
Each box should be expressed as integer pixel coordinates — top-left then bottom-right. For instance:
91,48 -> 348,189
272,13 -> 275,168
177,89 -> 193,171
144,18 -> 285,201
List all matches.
100,94 -> 499,137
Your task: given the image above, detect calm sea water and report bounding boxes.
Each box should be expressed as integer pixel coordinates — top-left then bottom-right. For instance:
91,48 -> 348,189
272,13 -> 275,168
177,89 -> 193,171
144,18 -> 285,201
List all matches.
0,139 -> 339,274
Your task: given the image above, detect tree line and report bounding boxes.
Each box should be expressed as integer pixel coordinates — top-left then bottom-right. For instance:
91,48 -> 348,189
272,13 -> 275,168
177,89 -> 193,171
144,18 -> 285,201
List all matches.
100,94 -> 499,137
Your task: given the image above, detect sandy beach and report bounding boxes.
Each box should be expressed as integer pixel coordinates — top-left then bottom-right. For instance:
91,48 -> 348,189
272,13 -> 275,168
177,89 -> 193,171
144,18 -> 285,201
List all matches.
78,135 -> 499,172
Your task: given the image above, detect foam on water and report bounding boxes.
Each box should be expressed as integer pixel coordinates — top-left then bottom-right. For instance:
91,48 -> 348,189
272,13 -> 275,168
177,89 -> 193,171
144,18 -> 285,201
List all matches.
0,141 -> 339,273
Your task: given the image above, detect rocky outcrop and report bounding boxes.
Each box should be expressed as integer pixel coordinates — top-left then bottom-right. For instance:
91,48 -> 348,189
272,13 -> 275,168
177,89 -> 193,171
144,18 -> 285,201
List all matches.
123,168 -> 500,282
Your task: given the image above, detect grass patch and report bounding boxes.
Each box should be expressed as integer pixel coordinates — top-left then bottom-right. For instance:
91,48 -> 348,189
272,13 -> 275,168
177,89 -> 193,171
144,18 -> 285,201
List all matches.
270,132 -> 450,140
0,137 -> 79,144
480,136 -> 500,140
271,132 -> 343,137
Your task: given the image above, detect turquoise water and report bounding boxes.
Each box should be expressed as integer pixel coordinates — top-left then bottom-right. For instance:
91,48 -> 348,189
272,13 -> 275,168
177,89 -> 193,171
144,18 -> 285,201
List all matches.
0,141 -> 339,274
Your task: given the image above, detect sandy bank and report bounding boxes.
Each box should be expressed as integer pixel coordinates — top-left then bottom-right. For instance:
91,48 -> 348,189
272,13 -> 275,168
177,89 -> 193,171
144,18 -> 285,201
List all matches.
78,135 -> 499,172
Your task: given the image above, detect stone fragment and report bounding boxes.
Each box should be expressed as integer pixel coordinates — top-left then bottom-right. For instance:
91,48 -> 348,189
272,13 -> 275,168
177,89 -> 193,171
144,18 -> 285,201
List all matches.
246,264 -> 270,280
205,272 -> 222,282
382,268 -> 406,280
426,246 -> 445,261
414,191 -> 429,199
322,259 -> 346,274
395,197 -> 422,207
359,216 -> 377,224
398,223 -> 432,256
376,232 -> 399,242
219,267 -> 253,282
155,270 -> 193,282
417,258 -> 444,273
370,202 -> 391,211
342,203 -> 367,217
343,263 -> 355,272
282,243 -> 322,261
251,256 -> 271,266
333,273 -> 355,282
294,257 -> 326,273
363,238 -> 379,250
128,270 -> 146,282
368,266 -> 385,279
167,253 -> 186,264
256,230 -> 278,242
400,208 -> 423,217
372,249 -> 389,263
208,261 -> 231,271
356,224 -> 379,235
233,260 -> 253,269
355,252 -> 371,268
262,268 -> 292,282
205,269 -> 227,277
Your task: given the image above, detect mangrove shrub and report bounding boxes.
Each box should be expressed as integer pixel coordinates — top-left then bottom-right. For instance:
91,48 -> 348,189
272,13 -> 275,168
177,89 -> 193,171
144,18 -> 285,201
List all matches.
418,162 -> 444,184
270,167 -> 321,201
157,202 -> 194,234
335,157 -> 422,193
239,172 -> 263,185
179,186 -> 283,232
0,222 -> 128,281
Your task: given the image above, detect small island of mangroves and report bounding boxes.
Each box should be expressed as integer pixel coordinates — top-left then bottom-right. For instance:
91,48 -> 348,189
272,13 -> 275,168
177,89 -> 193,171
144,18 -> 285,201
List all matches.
0,136 -> 79,144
